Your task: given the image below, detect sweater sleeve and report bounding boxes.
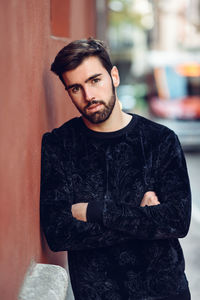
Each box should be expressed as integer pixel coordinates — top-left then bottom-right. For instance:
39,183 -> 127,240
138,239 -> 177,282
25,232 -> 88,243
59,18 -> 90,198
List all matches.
40,133 -> 133,252
100,130 -> 191,240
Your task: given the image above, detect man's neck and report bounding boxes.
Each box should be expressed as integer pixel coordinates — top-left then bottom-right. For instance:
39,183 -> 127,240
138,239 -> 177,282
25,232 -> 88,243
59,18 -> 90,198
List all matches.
82,100 -> 132,132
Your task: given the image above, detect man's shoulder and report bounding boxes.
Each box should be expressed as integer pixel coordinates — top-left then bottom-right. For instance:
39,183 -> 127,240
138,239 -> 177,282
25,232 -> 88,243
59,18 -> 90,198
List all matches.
135,114 -> 175,139
42,117 -> 80,145
54,117 -> 80,134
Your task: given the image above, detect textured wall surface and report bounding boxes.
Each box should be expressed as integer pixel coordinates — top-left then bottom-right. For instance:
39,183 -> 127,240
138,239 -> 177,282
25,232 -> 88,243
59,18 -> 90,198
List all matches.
0,1 -> 95,299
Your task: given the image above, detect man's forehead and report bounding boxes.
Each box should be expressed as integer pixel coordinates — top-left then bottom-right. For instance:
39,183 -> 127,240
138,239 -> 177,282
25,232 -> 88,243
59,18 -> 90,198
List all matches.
62,56 -> 106,84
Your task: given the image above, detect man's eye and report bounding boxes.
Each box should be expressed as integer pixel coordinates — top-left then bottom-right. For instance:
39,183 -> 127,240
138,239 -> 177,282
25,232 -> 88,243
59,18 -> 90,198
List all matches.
92,78 -> 100,84
71,86 -> 80,93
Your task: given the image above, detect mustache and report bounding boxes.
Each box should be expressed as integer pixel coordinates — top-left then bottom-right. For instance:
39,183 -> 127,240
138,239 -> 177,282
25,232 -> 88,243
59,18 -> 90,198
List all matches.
85,100 -> 105,109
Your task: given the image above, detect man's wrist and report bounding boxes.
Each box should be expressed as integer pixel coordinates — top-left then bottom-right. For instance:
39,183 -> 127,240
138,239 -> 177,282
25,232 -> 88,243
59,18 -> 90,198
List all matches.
86,201 -> 104,223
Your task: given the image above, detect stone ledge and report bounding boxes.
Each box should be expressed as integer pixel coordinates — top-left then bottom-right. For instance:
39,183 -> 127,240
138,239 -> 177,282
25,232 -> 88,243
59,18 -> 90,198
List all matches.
19,263 -> 68,300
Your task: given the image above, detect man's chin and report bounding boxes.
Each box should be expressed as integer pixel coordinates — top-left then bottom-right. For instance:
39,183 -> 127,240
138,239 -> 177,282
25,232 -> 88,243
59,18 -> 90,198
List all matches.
83,111 -> 112,124
81,95 -> 116,124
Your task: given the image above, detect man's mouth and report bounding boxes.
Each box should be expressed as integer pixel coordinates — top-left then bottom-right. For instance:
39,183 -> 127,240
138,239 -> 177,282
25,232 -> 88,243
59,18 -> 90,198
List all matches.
86,103 -> 104,113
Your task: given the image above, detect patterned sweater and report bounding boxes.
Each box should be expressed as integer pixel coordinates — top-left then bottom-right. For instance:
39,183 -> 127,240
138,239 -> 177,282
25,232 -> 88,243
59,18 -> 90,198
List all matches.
40,114 -> 191,300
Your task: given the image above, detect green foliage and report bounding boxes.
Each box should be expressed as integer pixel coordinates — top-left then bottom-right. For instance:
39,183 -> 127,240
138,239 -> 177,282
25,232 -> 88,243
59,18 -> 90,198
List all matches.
109,0 -> 147,29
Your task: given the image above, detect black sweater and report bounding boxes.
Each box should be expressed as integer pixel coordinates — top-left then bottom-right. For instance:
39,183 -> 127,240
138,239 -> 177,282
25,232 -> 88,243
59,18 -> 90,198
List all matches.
40,114 -> 191,300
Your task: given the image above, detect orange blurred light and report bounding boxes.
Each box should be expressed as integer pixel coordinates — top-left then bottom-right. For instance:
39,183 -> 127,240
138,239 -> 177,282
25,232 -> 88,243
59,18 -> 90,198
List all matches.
176,63 -> 200,77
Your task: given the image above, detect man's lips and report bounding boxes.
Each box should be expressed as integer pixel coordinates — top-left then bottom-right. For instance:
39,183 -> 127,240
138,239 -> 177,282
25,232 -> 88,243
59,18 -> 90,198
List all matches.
86,103 -> 103,112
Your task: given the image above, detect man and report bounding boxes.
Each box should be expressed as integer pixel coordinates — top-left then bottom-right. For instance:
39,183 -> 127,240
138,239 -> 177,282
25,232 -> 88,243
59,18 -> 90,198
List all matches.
40,38 -> 191,300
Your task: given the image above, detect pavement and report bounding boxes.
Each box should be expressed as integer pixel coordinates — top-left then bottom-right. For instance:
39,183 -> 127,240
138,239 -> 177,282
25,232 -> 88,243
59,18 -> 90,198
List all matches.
181,152 -> 200,300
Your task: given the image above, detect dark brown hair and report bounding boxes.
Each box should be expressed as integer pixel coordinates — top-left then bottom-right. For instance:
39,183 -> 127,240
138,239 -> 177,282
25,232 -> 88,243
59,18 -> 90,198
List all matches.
51,38 -> 113,88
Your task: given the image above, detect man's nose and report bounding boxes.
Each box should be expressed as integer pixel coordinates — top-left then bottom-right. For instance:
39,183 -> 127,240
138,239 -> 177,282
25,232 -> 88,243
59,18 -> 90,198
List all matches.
83,86 -> 95,102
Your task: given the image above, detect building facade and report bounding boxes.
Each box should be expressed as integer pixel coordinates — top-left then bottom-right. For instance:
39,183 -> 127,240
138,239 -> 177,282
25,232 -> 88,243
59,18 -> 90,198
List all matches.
0,1 -> 97,299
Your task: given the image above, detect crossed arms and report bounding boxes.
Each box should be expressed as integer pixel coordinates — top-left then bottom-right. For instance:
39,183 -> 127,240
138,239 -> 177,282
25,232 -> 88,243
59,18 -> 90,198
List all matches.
40,129 -> 191,252
71,191 -> 160,222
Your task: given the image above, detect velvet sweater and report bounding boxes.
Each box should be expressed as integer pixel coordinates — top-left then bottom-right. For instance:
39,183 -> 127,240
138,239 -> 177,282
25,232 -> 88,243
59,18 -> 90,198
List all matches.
40,114 -> 191,300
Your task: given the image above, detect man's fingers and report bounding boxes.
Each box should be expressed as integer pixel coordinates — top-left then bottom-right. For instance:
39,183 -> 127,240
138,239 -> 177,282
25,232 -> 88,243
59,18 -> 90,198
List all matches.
71,203 -> 88,222
140,191 -> 160,207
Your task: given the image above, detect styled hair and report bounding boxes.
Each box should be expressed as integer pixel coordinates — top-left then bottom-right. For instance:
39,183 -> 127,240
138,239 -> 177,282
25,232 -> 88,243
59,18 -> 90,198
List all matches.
51,38 -> 113,88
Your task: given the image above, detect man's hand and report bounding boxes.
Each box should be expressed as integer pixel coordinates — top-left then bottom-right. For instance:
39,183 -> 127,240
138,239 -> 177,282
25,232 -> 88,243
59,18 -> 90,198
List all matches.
71,203 -> 88,222
140,191 -> 160,207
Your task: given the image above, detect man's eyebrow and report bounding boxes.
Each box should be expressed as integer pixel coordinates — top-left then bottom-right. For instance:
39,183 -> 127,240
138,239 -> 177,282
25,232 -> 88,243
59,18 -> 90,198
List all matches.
85,73 -> 102,83
66,73 -> 102,90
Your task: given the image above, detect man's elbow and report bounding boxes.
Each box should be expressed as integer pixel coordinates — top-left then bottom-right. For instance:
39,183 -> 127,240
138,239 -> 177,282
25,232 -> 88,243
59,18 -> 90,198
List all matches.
42,228 -> 69,252
178,222 -> 190,238
176,216 -> 191,238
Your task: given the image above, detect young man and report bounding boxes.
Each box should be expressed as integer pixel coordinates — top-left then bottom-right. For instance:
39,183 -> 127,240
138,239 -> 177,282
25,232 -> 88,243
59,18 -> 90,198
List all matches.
40,38 -> 191,300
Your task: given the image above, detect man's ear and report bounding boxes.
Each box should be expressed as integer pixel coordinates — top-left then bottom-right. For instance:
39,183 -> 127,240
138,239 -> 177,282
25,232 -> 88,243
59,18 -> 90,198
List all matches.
111,66 -> 120,87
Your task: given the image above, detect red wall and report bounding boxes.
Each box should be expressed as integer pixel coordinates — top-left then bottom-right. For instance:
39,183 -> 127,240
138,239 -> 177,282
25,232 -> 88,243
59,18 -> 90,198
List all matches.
0,1 -> 96,299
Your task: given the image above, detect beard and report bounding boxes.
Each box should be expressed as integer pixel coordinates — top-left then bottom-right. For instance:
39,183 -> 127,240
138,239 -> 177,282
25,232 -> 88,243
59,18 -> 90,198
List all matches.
74,83 -> 116,124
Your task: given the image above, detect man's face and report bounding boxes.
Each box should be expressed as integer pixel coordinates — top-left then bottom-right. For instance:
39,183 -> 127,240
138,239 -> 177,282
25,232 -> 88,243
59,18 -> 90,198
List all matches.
62,56 -> 119,124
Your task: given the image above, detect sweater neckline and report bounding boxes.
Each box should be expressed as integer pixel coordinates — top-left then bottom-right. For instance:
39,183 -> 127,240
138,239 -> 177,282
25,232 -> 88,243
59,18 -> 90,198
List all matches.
79,113 -> 137,139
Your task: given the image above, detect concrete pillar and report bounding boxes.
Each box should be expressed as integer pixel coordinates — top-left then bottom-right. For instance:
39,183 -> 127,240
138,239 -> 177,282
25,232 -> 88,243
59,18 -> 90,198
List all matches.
19,263 -> 68,300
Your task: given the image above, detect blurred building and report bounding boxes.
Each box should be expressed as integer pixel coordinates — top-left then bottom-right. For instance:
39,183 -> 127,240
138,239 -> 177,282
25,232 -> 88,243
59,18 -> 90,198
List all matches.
108,0 -> 200,73
107,0 -> 200,149
150,0 -> 200,52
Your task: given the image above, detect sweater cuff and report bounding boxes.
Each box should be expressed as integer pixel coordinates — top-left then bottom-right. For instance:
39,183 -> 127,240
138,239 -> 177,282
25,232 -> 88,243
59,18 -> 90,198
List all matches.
86,201 -> 104,223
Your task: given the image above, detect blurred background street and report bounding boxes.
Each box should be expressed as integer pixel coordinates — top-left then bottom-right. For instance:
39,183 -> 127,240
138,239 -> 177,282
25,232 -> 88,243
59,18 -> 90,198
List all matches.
106,0 -> 200,151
